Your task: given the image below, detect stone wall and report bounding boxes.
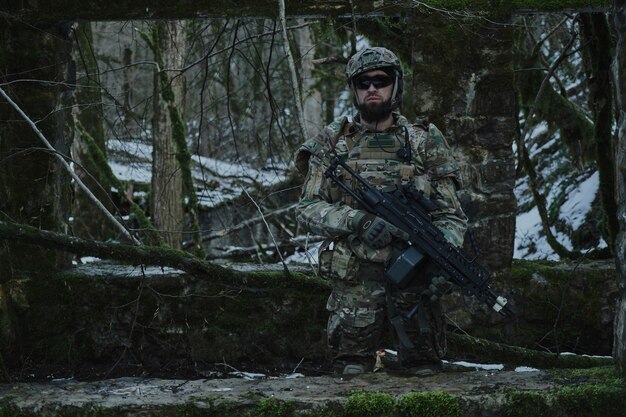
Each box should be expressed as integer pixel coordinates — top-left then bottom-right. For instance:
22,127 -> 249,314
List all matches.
408,14 -> 517,271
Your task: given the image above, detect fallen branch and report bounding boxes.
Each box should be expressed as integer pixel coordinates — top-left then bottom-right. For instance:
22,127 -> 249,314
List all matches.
207,236 -> 323,260
0,220 -> 227,278
448,332 -> 613,369
195,203 -> 297,244
311,56 -> 348,65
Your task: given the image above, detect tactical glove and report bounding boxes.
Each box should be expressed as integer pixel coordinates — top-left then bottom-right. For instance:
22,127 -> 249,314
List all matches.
422,275 -> 453,303
351,211 -> 408,249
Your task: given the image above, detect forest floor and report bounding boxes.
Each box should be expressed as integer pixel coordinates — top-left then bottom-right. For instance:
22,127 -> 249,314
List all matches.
0,365 -> 560,414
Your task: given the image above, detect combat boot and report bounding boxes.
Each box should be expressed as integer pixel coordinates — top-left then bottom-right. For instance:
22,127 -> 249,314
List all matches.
407,360 -> 442,377
342,363 -> 367,374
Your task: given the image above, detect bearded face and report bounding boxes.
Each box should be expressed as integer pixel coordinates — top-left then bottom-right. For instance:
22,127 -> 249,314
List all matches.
352,69 -> 395,124
358,95 -> 393,124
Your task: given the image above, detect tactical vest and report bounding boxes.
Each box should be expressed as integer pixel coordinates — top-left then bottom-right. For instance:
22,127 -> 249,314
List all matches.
335,122 -> 425,207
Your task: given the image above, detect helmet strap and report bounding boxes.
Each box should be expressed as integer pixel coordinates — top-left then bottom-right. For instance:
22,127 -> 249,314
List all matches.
390,69 -> 401,109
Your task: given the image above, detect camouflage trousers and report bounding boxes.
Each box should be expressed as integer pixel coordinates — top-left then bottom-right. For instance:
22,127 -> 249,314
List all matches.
321,242 -> 446,368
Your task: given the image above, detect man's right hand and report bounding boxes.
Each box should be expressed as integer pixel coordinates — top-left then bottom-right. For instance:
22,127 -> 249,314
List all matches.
351,211 -> 408,249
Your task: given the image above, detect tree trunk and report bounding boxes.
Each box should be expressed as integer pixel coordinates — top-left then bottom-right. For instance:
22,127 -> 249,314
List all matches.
150,21 -> 186,249
0,21 -> 75,279
0,20 -> 75,380
296,19 -> 323,136
612,0 -> 626,375
71,20 -> 118,242
580,12 -> 618,254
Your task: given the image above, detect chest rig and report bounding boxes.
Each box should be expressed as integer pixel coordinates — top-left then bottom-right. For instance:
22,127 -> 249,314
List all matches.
336,122 -> 418,208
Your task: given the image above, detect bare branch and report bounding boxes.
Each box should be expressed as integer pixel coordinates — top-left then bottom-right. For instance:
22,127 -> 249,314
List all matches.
312,56 -> 348,65
196,203 -> 297,243
0,86 -> 139,244
242,187 -> 290,274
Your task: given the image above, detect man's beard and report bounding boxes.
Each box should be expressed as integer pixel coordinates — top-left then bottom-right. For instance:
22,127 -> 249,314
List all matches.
358,97 -> 393,124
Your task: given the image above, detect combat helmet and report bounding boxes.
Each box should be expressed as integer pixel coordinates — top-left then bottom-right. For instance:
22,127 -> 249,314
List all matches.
345,47 -> 403,109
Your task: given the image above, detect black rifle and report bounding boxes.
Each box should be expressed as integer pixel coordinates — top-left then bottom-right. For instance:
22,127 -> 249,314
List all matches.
324,156 -> 515,319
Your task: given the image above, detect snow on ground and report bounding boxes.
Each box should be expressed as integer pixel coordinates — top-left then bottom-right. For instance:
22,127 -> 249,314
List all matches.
558,171 -> 598,231
107,139 -> 288,208
514,168 -> 600,261
109,161 -> 152,183
283,240 -> 322,266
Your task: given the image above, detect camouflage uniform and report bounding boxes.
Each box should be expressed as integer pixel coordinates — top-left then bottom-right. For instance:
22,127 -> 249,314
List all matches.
294,112 -> 468,369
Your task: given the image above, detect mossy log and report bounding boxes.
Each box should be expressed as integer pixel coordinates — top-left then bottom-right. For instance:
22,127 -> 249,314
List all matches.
0,220 -> 227,279
448,332 -> 612,369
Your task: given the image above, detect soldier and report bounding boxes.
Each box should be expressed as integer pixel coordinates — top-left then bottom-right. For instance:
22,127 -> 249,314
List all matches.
294,47 -> 468,376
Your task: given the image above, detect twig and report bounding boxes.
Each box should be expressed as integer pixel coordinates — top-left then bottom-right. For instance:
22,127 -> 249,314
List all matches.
312,56 -> 348,65
105,276 -> 145,378
241,187 -> 289,275
241,187 -> 290,275
532,15 -> 570,57
215,360 -> 242,373
289,234 -> 318,276
208,236 -> 323,260
198,204 -> 297,243
0,86 -> 138,244
519,27 -> 578,143
291,357 -> 305,374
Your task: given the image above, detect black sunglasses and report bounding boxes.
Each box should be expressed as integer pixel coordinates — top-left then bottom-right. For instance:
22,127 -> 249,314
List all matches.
354,75 -> 394,90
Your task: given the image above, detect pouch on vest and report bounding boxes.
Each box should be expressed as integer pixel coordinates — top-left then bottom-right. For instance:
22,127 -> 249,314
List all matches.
320,240 -> 359,281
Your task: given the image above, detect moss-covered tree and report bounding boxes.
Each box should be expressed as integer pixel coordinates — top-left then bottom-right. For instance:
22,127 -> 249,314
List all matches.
71,20 -> 119,242
143,21 -> 200,252
0,19 -> 75,381
580,12 -> 617,254
612,0 -> 626,376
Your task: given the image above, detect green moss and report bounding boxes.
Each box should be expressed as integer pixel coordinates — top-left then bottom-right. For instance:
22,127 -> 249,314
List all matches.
396,391 -> 462,417
75,120 -> 120,192
499,367 -> 626,417
501,390 -> 550,417
130,201 -> 166,247
249,270 -> 330,291
256,397 -> 297,417
554,365 -> 618,379
302,409 -> 339,417
343,391 -> 395,417
554,382 -> 626,417
0,404 -> 110,417
487,260 -> 615,353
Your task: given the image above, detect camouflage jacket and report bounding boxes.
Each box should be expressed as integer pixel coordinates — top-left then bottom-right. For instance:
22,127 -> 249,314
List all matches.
294,112 -> 468,262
